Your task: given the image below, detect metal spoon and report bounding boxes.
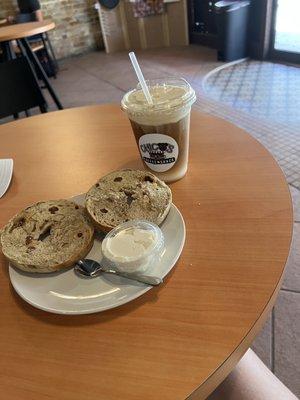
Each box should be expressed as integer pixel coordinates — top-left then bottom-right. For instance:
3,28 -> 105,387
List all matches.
75,259 -> 163,286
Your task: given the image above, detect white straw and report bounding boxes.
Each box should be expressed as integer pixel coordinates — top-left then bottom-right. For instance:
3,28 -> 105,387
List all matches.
129,52 -> 153,105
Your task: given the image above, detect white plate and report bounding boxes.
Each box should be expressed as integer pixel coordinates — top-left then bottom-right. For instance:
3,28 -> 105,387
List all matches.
0,159 -> 13,198
9,194 -> 186,315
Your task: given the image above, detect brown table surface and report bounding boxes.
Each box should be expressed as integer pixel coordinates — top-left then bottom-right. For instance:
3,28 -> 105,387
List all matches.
0,20 -> 55,42
0,105 -> 293,400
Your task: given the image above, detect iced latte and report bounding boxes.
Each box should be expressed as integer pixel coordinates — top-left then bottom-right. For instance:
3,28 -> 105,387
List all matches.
121,78 -> 196,182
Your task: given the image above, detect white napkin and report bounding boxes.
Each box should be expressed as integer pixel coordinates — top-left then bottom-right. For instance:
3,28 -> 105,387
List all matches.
0,159 -> 13,198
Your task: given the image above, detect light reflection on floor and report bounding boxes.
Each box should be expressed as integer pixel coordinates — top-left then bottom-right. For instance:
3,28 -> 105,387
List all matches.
274,0 -> 300,53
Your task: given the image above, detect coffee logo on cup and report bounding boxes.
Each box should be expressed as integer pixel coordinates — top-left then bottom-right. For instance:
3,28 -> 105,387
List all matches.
139,134 -> 179,172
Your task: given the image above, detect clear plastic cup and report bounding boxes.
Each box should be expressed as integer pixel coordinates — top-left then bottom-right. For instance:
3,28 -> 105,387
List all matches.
121,77 -> 196,183
101,220 -> 164,274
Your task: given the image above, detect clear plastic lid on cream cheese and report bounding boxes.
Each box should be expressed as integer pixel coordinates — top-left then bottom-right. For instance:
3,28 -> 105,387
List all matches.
101,220 -> 165,274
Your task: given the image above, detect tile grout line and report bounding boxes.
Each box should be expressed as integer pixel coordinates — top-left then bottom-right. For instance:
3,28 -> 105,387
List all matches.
271,308 -> 275,373
289,183 -> 300,192
280,287 -> 300,294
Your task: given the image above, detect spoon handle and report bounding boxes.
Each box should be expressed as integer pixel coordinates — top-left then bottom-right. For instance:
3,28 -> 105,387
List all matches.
105,269 -> 163,286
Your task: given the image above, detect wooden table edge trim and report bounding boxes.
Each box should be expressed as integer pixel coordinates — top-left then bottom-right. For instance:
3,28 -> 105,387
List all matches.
187,223 -> 293,400
0,20 -> 55,41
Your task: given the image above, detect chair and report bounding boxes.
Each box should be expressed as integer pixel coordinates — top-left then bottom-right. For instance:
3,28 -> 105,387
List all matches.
16,13 -> 59,76
0,57 -> 47,119
0,17 -> 50,66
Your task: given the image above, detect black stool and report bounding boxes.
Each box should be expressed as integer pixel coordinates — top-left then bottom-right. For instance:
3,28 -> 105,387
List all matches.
0,57 -> 48,120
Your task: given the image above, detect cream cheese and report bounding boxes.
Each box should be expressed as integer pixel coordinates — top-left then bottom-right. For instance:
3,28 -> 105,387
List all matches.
104,227 -> 156,262
101,221 -> 164,274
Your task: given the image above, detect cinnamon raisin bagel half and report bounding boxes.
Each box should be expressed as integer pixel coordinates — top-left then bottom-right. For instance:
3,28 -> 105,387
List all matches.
0,200 -> 94,273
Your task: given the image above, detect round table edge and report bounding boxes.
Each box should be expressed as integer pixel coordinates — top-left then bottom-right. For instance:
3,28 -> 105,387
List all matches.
0,20 -> 55,42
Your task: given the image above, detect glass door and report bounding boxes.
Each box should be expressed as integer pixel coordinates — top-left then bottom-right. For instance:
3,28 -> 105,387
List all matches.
269,0 -> 300,63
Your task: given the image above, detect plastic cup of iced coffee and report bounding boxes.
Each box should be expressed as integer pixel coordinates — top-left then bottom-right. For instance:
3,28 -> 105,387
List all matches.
121,78 -> 196,183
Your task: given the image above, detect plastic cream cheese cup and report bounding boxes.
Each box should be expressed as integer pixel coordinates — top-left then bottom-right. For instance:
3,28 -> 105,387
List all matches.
101,220 -> 164,274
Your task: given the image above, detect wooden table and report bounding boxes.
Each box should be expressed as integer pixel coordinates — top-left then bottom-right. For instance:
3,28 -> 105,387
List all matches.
0,20 -> 62,110
0,105 -> 292,400
0,21 -> 55,41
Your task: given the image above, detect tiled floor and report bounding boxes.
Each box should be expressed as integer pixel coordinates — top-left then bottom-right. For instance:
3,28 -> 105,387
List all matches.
2,45 -> 300,397
51,45 -> 220,107
203,61 -> 300,127
203,60 -> 300,189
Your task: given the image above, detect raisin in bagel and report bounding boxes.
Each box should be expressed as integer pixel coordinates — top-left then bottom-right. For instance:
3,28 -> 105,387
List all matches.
85,170 -> 172,232
0,200 -> 94,273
